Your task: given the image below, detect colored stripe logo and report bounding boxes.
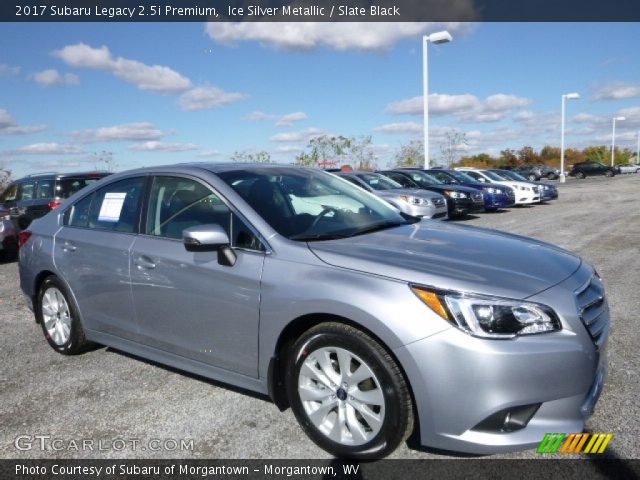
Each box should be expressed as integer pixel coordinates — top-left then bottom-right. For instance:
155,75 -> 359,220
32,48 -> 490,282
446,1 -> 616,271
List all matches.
537,433 -> 613,454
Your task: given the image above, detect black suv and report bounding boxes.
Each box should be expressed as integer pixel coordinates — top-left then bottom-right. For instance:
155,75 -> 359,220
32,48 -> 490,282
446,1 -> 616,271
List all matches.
568,162 -> 617,179
0,171 -> 110,231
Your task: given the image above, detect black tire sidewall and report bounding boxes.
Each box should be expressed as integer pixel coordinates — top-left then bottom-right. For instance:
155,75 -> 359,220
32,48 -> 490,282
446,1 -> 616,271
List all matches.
286,327 -> 408,459
37,276 -> 85,355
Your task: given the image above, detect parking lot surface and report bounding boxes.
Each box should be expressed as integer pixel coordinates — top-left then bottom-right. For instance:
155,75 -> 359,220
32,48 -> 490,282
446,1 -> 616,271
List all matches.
0,175 -> 638,460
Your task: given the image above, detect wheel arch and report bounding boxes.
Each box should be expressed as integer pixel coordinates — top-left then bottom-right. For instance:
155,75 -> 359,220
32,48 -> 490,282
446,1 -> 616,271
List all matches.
32,270 -> 57,323
267,313 -> 418,433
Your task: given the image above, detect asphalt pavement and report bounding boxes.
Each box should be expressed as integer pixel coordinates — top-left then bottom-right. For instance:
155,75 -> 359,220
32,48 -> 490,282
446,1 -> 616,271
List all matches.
0,174 -> 638,460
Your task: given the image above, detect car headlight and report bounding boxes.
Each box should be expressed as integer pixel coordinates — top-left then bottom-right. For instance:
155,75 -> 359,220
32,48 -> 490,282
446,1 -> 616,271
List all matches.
400,195 -> 428,205
445,191 -> 467,199
483,187 -> 502,194
411,286 -> 561,339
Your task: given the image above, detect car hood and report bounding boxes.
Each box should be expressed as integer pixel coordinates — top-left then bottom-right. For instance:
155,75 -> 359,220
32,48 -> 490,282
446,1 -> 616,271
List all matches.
308,221 -> 581,299
376,188 -> 443,199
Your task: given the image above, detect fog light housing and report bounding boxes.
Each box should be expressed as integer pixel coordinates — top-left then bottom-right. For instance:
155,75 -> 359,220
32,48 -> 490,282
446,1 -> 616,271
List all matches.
471,403 -> 541,433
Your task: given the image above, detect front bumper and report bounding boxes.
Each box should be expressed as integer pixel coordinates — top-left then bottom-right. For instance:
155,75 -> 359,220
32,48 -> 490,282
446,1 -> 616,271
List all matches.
484,192 -> 515,210
394,265 -> 609,454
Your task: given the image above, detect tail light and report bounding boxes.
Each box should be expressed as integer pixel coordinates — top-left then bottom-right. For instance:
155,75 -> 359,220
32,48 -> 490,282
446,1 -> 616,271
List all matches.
18,230 -> 32,248
48,201 -> 62,209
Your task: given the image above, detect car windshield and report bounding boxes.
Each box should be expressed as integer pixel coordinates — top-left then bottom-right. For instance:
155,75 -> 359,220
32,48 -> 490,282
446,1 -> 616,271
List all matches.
217,167 -> 415,241
481,170 -> 508,181
488,170 -> 512,181
447,170 -> 477,183
427,171 -> 458,184
355,173 -> 403,191
403,171 -> 444,187
498,170 -> 528,182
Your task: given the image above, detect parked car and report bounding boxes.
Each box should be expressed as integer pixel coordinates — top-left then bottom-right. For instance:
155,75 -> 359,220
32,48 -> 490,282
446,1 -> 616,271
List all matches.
0,171 -> 111,232
488,169 -> 559,202
424,169 -> 516,211
616,163 -> 640,174
502,165 -> 560,181
378,170 -> 485,218
568,162 -> 617,179
336,172 -> 448,219
455,168 -> 540,205
0,203 -> 17,261
19,163 -> 609,459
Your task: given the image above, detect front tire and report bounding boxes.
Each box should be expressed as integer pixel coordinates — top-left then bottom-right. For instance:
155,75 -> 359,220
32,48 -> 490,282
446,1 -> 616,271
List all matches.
605,170 -> 614,177
37,276 -> 89,355
527,174 -> 537,181
286,323 -> 413,460
575,171 -> 586,179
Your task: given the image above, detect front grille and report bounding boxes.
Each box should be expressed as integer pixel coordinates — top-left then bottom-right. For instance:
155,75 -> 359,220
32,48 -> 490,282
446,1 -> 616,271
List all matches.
532,186 -> 539,194
506,189 -> 515,199
575,276 -> 609,349
471,192 -> 484,203
432,197 -> 445,207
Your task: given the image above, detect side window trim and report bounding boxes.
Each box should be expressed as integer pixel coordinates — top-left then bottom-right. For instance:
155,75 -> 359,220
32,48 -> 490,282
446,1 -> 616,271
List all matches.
141,174 -> 269,253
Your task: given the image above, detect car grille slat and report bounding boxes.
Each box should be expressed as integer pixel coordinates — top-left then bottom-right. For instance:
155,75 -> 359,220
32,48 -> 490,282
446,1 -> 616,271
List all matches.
575,275 -> 609,348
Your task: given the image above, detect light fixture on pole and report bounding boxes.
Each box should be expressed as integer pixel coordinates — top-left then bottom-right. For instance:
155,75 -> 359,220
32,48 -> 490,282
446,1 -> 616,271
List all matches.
559,92 -> 579,183
611,116 -> 625,167
423,30 -> 452,169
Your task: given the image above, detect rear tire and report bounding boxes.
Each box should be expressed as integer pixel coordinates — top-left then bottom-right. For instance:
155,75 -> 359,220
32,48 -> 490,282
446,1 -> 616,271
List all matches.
37,276 -> 90,355
527,174 -> 537,181
575,171 -> 586,179
605,170 -> 614,177
286,322 -> 413,460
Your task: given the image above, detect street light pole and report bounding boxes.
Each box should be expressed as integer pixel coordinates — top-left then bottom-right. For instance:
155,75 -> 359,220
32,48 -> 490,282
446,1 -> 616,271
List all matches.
560,92 -> 579,183
636,131 -> 640,165
611,116 -> 626,167
423,30 -> 452,169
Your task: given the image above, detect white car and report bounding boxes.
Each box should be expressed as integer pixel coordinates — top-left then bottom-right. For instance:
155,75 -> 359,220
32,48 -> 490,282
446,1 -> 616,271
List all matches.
456,168 -> 540,205
617,163 -> 640,174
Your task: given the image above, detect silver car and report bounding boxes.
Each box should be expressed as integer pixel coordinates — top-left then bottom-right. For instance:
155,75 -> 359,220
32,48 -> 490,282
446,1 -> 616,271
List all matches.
336,171 -> 448,219
0,203 -> 18,261
19,164 -> 609,459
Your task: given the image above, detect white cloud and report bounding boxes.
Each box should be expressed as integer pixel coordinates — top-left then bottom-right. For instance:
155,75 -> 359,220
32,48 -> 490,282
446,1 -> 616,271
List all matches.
206,21 -> 475,51
197,149 -> 221,157
374,122 -> 423,134
276,112 -> 308,127
53,43 -> 247,111
131,141 -> 198,152
53,43 -> 191,93
0,109 -> 47,136
593,82 -> 640,101
178,85 -> 247,111
244,110 -> 308,127
0,64 -> 21,76
272,145 -> 303,154
32,69 -> 79,87
386,93 -> 531,123
71,122 -> 164,142
269,127 -> 325,143
16,143 -> 82,155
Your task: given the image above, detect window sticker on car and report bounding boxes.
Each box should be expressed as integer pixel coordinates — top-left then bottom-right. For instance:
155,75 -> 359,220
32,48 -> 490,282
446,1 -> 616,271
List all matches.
98,192 -> 127,222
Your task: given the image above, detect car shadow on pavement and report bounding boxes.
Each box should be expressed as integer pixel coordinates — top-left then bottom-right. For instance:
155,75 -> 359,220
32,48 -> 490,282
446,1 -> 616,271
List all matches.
103,346 -> 273,404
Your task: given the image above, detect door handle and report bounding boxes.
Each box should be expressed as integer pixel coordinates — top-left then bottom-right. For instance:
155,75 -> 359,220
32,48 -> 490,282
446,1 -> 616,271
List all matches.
62,241 -> 77,252
134,256 -> 156,270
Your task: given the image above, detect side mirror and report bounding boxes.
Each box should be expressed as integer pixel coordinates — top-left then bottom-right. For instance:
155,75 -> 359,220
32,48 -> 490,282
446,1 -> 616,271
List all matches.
183,224 -> 237,267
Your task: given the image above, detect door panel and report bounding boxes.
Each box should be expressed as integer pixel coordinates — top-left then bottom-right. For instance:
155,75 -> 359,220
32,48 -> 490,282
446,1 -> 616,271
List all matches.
130,236 -> 264,377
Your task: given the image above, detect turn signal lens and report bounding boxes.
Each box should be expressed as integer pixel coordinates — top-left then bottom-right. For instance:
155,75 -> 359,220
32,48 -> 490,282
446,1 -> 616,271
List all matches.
411,287 -> 450,321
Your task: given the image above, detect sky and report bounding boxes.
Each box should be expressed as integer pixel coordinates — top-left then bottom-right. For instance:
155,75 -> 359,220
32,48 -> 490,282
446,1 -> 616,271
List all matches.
1,22 -> 639,178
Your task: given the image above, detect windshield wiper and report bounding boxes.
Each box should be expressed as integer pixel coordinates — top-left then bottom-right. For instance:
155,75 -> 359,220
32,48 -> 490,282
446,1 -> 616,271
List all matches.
349,220 -> 408,237
290,233 -> 351,242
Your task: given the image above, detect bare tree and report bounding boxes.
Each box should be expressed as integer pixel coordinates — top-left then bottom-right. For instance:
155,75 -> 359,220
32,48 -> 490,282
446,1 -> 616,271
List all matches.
231,150 -> 272,163
439,130 -> 468,167
393,140 -> 423,168
93,151 -> 116,172
0,164 -> 12,195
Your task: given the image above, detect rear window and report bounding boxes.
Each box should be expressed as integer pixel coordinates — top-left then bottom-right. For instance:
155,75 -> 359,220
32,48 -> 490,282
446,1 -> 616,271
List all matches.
56,176 -> 107,199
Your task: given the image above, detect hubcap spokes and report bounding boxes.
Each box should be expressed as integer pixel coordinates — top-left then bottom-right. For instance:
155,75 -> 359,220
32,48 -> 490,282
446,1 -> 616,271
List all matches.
42,287 -> 71,346
298,346 -> 385,446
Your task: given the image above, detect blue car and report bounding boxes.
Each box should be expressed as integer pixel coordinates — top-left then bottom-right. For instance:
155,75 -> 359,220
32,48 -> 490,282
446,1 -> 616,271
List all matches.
426,169 -> 516,211
488,170 -> 558,202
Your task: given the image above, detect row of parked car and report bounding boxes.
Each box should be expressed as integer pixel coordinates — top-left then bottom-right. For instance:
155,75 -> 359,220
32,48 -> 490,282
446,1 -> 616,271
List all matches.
330,167 -> 558,221
0,171 -> 111,260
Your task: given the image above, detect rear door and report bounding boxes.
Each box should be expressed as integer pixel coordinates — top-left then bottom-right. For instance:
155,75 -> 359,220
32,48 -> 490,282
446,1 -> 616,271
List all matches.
53,176 -> 146,339
129,175 -> 265,377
